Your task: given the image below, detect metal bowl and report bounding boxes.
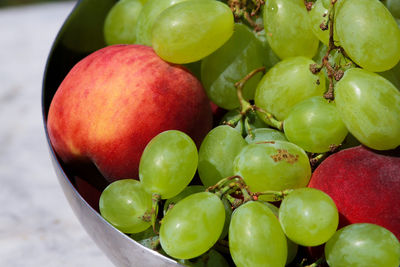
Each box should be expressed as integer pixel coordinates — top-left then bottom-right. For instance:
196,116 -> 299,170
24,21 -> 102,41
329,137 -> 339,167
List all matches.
41,1 -> 182,266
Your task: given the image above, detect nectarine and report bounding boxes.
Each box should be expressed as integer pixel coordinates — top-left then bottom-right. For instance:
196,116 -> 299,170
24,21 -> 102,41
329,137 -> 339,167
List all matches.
47,44 -> 212,181
308,145 -> 400,239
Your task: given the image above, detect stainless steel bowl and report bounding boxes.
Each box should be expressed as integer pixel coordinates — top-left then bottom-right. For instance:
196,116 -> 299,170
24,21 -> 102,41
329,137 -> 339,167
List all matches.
41,1 -> 182,266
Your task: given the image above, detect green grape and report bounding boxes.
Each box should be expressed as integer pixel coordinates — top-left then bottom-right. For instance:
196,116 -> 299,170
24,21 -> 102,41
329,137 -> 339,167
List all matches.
260,201 -> 299,265
383,0 -> 400,19
284,96 -> 348,153
99,179 -> 152,233
164,187 -> 231,241
163,185 -> 205,215
263,0 -> 319,59
135,0 -> 189,46
279,188 -> 339,247
139,130 -> 198,199
152,0 -> 234,64
335,0 -> 400,72
201,23 -> 265,110
229,201 -> 287,267
221,109 -> 268,136
103,0 -> 146,45
335,68 -> 400,150
233,140 -> 311,193
309,0 -> 330,45
255,56 -> 326,121
325,223 -> 400,267
198,125 -> 247,187
245,128 -> 287,144
159,192 -> 225,259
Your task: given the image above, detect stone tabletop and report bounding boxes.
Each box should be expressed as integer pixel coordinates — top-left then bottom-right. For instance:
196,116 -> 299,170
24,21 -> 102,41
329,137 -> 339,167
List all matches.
0,2 -> 113,266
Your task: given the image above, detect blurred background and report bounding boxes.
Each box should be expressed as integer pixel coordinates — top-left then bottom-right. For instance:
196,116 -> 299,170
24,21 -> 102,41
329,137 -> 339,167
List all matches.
0,0 -> 113,266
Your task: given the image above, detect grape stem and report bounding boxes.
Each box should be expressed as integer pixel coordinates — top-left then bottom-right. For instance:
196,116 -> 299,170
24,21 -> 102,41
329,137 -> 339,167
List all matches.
253,189 -> 293,202
309,152 -> 326,167
234,66 -> 284,131
150,193 -> 161,234
225,194 -> 244,209
308,0 -> 358,101
208,175 -> 297,211
206,175 -> 242,193
228,0 -> 265,31
302,256 -> 326,267
309,144 -> 340,168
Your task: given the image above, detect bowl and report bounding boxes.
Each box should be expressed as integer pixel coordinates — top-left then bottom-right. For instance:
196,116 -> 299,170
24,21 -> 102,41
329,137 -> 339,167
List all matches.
41,0 -> 183,266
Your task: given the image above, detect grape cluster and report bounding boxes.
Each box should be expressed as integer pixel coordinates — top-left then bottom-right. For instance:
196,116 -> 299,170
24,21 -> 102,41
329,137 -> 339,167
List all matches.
99,0 -> 400,266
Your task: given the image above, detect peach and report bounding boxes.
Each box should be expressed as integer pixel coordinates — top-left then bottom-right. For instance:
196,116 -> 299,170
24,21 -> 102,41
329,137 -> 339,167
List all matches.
47,44 -> 212,181
308,145 -> 400,239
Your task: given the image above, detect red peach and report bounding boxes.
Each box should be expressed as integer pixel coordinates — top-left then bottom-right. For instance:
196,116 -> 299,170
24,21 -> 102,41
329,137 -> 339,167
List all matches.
47,44 -> 212,182
308,145 -> 400,239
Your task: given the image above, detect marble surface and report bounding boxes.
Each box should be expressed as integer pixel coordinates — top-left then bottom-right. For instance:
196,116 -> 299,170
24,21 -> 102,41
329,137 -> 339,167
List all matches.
0,2 -> 113,266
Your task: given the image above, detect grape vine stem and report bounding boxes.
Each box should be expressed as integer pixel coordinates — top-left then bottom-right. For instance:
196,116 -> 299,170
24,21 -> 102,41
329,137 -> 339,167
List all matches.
234,66 -> 283,131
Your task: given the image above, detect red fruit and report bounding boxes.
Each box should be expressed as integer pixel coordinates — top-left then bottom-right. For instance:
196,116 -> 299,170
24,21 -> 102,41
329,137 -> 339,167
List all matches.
47,44 -> 212,182
308,145 -> 400,239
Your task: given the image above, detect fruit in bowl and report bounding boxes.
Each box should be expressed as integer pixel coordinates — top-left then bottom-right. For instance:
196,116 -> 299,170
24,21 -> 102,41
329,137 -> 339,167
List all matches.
43,0 -> 400,266
47,44 -> 212,182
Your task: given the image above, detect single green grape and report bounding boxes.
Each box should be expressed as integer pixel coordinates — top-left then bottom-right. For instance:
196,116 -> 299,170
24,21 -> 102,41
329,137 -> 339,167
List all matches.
99,179 -> 152,233
335,0 -> 400,72
198,125 -> 247,188
335,68 -> 400,150
245,128 -> 287,144
325,223 -> 400,267
152,0 -> 234,64
135,0 -> 189,46
255,56 -> 326,121
103,0 -> 146,45
233,140 -> 311,193
279,188 -> 339,247
229,201 -> 287,267
284,96 -> 348,153
159,192 -> 225,259
263,0 -> 319,59
163,185 -> 205,215
201,23 -> 266,110
139,130 -> 198,199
